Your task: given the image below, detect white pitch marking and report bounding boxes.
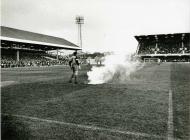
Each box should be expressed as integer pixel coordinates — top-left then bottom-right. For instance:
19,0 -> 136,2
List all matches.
167,90 -> 174,140
2,113 -> 164,139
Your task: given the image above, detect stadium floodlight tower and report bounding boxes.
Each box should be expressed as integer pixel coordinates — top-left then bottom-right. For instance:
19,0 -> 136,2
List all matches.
75,16 -> 84,50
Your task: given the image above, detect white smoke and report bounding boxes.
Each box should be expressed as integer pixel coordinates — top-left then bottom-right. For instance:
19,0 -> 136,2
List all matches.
87,53 -> 143,84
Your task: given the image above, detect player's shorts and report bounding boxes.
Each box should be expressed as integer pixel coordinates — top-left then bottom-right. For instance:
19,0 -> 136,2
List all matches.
71,65 -> 79,75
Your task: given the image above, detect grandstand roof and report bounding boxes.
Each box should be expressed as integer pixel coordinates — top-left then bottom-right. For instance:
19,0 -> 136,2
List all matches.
0,26 -> 81,51
135,33 -> 190,42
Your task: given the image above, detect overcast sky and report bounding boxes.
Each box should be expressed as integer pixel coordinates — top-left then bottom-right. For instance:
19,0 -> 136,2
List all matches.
1,0 -> 190,53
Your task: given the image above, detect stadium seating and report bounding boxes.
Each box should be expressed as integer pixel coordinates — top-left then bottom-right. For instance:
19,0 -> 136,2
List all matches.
138,43 -> 190,55
1,51 -> 70,68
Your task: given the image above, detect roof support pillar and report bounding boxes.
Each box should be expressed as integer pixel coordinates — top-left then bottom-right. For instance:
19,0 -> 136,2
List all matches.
155,43 -> 158,54
16,50 -> 20,61
181,42 -> 185,54
181,41 -> 184,48
181,34 -> 185,54
56,49 -> 59,61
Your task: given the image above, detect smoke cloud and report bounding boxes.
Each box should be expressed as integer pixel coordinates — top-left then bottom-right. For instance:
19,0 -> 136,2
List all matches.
87,53 -> 143,84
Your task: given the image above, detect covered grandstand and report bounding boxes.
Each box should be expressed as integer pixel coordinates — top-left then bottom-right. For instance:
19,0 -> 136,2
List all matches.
0,26 -> 81,68
135,33 -> 190,62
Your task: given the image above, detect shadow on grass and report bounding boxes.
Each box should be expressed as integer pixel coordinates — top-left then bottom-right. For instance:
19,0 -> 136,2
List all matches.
1,115 -> 30,140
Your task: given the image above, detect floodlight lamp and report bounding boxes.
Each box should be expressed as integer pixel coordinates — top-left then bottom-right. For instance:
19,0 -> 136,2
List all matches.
76,16 -> 84,24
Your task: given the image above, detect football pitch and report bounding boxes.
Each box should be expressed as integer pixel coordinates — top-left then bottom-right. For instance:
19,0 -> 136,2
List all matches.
1,63 -> 190,140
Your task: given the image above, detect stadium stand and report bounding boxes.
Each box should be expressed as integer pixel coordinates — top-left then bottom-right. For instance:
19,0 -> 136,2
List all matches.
1,26 -> 81,68
135,33 -> 190,62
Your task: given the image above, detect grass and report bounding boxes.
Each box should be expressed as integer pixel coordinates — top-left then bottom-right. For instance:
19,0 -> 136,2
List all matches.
170,63 -> 190,139
1,63 -> 190,140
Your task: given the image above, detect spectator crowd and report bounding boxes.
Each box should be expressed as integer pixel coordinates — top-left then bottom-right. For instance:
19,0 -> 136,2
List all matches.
1,51 -> 108,68
138,42 -> 190,55
1,53 -> 70,68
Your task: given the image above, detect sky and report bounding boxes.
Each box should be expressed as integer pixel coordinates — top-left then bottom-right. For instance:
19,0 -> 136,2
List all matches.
1,0 -> 190,54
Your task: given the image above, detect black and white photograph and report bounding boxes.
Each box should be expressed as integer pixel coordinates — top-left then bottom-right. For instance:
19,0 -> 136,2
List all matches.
1,0 -> 190,139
